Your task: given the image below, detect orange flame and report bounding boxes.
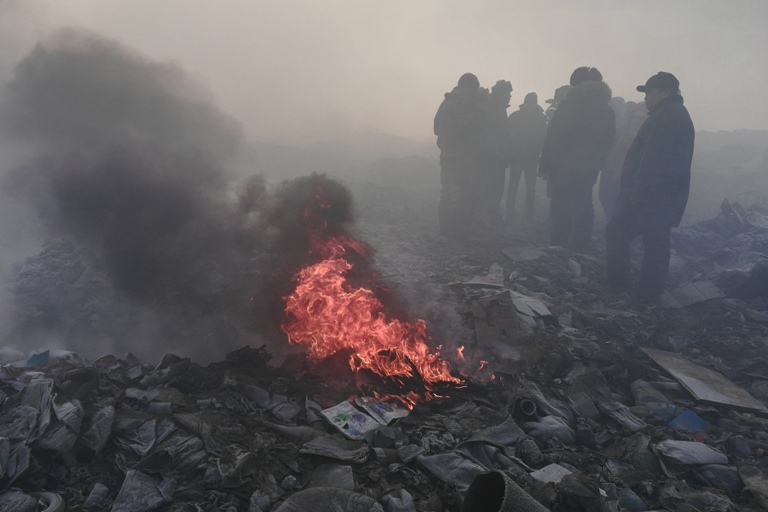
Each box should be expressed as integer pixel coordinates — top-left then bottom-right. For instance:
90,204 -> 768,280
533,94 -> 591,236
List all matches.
282,195 -> 461,402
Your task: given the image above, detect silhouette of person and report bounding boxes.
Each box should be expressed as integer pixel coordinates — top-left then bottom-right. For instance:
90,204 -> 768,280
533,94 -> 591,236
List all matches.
538,67 -> 615,251
507,92 -> 547,224
606,72 -> 694,305
434,73 -> 483,241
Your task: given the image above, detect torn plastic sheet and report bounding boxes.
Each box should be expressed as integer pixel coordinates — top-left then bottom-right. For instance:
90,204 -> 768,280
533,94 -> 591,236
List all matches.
523,415 -> 576,445
124,387 -> 161,403
0,490 -> 38,512
270,399 -> 302,422
37,421 -> 78,459
739,465 -> 768,510
116,416 -> 176,458
1,405 -> 39,441
81,482 -> 110,509
112,418 -> 158,456
52,399 -> 84,431
112,417 -> 170,457
244,385 -> 271,408
307,463 -> 355,490
79,405 -> 115,454
38,399 -> 84,457
17,378 -> 53,437
273,487 -> 384,512
597,400 -> 647,432
381,489 -> 415,512
26,350 -> 50,367
4,442 -> 31,485
217,445 -> 259,488
654,440 -> 728,465
199,421 -> 222,456
416,451 -> 488,495
110,469 -> 175,512
159,434 -> 207,475
455,442 -> 498,470
460,415 -> 525,448
299,436 -> 370,463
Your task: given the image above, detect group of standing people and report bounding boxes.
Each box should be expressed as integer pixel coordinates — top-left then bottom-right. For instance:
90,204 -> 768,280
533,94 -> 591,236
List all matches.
433,73 -> 547,243
434,68 -> 695,305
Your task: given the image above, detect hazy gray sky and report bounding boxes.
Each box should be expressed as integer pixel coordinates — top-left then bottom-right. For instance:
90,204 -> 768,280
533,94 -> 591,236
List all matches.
2,0 -> 767,143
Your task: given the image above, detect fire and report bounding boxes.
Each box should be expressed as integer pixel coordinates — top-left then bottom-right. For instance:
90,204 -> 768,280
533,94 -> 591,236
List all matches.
282,188 -> 461,402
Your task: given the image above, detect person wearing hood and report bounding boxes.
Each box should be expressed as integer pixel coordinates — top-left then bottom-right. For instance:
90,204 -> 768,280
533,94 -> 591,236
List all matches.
507,92 -> 548,225
538,67 -> 615,251
434,72 -> 483,241
606,72 -> 694,305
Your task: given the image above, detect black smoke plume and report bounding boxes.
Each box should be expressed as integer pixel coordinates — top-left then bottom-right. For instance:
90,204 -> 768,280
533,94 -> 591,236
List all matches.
0,28 -> 405,365
0,28 -> 269,361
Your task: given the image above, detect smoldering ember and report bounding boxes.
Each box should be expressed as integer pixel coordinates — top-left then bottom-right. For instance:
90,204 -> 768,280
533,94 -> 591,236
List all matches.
3,33 -> 768,512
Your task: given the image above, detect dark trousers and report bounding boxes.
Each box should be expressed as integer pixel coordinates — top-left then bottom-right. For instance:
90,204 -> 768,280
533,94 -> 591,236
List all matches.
548,177 -> 594,251
606,205 -> 671,299
480,162 -> 507,226
439,155 -> 477,240
507,156 -> 538,221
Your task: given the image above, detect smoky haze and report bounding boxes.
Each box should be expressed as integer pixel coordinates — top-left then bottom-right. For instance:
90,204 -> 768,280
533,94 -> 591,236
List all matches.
0,2 -> 766,364
3,1 -> 767,142
0,28 -> 310,362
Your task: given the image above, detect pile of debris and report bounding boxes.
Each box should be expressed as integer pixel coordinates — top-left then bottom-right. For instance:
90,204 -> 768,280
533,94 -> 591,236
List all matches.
2,195 -> 768,511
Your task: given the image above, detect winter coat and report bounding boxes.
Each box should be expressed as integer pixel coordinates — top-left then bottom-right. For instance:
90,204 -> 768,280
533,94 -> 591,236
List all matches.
478,92 -> 512,165
538,81 -> 615,184
618,94 -> 694,227
434,85 -> 482,158
508,103 -> 548,163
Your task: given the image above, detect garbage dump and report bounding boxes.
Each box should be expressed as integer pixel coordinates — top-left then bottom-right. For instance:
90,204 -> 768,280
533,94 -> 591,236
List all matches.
2,194 -> 768,511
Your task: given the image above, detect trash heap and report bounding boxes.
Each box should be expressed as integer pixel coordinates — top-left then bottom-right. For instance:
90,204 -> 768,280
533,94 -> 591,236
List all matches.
2,196 -> 768,511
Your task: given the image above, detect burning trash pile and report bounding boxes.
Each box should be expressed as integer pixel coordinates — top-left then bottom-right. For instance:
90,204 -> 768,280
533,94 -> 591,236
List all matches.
2,185 -> 768,511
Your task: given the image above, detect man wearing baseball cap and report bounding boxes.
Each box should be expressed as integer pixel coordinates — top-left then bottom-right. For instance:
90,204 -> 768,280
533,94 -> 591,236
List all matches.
605,72 -> 695,306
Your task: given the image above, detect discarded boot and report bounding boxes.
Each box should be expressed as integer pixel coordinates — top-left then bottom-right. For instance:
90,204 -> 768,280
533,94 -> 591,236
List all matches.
460,470 -> 549,512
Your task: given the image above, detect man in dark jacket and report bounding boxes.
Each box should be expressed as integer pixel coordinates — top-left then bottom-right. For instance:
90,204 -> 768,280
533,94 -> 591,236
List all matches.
606,72 -> 694,304
538,67 -> 615,251
507,92 -> 548,224
478,79 -> 513,233
434,73 -> 482,241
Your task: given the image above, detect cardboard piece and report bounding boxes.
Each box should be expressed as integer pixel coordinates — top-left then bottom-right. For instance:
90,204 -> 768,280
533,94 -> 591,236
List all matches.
465,263 -> 505,288
642,348 -> 768,413
661,280 -> 725,309
472,290 -> 553,346
529,463 -> 572,484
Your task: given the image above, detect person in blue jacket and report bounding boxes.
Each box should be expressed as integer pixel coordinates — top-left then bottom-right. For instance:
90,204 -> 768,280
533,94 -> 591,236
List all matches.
606,72 -> 695,305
